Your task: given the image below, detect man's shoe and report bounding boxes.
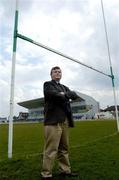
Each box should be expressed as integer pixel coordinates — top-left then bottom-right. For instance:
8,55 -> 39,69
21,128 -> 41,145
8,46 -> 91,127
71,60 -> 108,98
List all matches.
59,172 -> 79,177
42,177 -> 53,180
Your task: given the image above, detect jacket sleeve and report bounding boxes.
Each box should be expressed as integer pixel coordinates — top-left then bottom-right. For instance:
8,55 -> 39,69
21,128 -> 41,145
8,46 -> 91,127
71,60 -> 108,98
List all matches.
44,82 -> 65,102
64,86 -> 79,100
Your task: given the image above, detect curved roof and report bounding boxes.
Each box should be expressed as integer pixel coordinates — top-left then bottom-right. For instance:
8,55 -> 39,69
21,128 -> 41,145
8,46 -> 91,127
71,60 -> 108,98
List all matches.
18,98 -> 44,109
18,92 -> 97,109
76,92 -> 97,102
18,95 -> 84,109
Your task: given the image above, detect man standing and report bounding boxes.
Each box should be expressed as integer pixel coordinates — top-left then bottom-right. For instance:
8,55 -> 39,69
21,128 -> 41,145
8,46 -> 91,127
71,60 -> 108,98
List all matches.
41,66 -> 79,180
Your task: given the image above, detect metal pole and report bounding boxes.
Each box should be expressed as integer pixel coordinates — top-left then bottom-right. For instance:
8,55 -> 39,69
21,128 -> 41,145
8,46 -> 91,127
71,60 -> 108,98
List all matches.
8,0 -> 18,158
17,33 -> 111,78
101,0 -> 119,131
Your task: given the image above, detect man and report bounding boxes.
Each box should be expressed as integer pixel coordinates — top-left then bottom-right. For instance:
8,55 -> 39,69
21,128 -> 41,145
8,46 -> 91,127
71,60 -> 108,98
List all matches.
41,66 -> 79,180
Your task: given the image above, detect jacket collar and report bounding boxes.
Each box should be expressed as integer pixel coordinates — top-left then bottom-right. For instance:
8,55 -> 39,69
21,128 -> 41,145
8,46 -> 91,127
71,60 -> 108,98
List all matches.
51,80 -> 60,84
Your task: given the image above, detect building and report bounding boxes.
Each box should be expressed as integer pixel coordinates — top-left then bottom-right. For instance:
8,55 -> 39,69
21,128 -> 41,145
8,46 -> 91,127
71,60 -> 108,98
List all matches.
103,105 -> 119,118
0,117 -> 7,123
94,111 -> 115,119
104,105 -> 119,112
71,92 -> 100,119
17,112 -> 29,121
18,92 -> 100,121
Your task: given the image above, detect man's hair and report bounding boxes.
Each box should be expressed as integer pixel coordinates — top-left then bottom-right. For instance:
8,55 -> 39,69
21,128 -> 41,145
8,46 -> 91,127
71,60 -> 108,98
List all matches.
50,66 -> 61,75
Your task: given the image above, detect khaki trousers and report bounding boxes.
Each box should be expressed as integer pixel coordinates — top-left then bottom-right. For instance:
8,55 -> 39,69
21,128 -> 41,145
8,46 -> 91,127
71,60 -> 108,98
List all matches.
41,120 -> 71,177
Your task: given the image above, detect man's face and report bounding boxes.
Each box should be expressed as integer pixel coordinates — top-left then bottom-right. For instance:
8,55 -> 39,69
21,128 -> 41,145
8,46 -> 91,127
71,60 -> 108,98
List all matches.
51,68 -> 62,81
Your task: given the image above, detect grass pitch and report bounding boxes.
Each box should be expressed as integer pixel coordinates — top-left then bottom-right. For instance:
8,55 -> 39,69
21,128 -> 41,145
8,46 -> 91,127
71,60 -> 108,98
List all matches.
0,120 -> 119,179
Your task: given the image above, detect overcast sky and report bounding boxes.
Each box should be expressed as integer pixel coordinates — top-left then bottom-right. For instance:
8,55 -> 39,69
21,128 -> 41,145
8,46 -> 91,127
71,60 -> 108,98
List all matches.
0,0 -> 119,117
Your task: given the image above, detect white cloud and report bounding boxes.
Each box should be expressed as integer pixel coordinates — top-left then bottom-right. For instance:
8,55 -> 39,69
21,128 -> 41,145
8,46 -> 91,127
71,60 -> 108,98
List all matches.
0,0 -> 119,117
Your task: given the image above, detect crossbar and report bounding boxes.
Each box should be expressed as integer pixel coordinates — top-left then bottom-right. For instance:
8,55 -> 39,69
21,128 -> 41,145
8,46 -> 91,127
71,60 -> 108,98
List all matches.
17,33 -> 112,78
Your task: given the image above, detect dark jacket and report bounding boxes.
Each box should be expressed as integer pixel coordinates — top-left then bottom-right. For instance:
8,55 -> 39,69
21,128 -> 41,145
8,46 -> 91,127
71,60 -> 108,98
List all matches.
43,80 -> 79,127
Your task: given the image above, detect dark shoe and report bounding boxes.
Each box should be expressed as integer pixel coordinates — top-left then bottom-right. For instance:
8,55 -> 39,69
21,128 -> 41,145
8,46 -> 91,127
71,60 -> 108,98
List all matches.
59,172 -> 79,177
42,177 -> 53,180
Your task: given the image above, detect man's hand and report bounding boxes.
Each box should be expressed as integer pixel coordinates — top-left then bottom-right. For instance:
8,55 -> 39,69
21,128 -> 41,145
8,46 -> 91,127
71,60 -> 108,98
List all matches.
60,92 -> 65,95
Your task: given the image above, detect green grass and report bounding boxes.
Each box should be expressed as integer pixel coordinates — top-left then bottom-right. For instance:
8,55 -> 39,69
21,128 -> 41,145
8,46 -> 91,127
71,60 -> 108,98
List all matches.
0,120 -> 119,180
